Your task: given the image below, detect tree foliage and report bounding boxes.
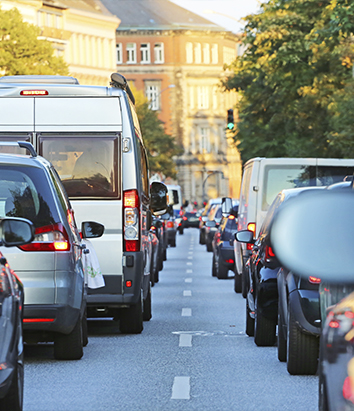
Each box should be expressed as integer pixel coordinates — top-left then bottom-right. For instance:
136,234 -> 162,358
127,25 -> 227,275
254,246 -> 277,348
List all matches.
133,86 -> 181,179
0,7 -> 68,75
223,0 -> 354,162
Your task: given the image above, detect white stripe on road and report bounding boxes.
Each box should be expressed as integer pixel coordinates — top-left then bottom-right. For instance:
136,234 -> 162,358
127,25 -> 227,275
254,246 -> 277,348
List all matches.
188,251 -> 193,254
182,308 -> 192,316
186,269 -> 193,273
171,377 -> 190,400
183,290 -> 192,296
185,278 -> 192,283
186,262 -> 192,265
179,334 -> 192,347
187,256 -> 193,260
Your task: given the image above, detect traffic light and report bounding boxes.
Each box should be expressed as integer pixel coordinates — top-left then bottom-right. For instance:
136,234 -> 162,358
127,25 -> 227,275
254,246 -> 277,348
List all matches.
227,109 -> 234,130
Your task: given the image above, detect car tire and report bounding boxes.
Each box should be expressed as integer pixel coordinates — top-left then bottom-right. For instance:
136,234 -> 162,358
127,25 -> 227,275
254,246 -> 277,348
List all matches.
82,307 -> 88,347
277,303 -> 286,362
154,266 -> 159,283
163,248 -> 167,261
212,254 -> 217,277
319,346 -> 329,411
234,272 -> 242,293
143,284 -> 152,321
287,301 -> 319,375
199,230 -> 205,244
171,238 -> 176,247
206,242 -> 213,252
217,264 -> 228,279
0,360 -> 24,411
242,265 -> 249,299
179,227 -> 184,235
119,294 -> 143,334
246,301 -> 255,337
54,314 -> 83,360
254,296 -> 276,347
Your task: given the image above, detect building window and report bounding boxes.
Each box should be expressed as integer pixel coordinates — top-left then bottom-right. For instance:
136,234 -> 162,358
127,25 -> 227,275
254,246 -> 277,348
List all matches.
189,86 -> 195,110
197,86 -> 209,110
199,127 -> 210,153
140,43 -> 150,63
195,43 -> 201,64
211,44 -> 218,64
145,83 -> 160,110
203,44 -> 210,64
186,42 -> 193,63
154,43 -> 164,63
126,43 -> 136,64
116,43 -> 123,64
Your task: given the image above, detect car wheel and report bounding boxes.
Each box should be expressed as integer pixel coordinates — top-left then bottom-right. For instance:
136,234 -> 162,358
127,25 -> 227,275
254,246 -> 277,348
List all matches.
287,301 -> 319,375
143,284 -> 152,321
242,264 -> 249,299
234,272 -> 242,293
54,314 -> 83,360
119,294 -> 143,334
277,302 -> 286,362
217,263 -> 228,279
254,296 -> 276,347
206,242 -> 213,252
154,266 -> 159,283
171,238 -> 176,247
163,248 -> 167,261
212,254 -> 217,277
179,227 -> 184,235
82,306 -> 88,347
246,301 -> 255,337
199,230 -> 205,244
319,346 -> 329,411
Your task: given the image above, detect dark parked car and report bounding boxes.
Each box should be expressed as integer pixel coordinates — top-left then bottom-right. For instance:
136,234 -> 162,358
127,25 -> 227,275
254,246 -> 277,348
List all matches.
0,217 -> 34,411
199,198 -> 222,245
212,205 -> 239,284
236,187 -> 323,349
182,211 -> 200,229
161,208 -> 177,248
205,204 -> 223,252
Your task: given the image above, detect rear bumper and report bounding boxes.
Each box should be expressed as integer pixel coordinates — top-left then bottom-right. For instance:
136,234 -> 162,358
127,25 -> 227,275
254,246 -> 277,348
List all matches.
219,247 -> 235,267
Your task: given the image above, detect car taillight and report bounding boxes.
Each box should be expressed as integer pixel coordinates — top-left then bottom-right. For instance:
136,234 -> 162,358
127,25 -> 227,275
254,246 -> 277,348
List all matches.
228,215 -> 235,220
328,320 -> 340,328
20,90 -> 48,96
265,245 -> 275,261
123,189 -> 140,252
225,258 -> 234,264
167,221 -> 174,228
309,276 -> 321,284
343,376 -> 354,404
19,223 -> 70,252
247,222 -> 256,235
183,216 -> 187,221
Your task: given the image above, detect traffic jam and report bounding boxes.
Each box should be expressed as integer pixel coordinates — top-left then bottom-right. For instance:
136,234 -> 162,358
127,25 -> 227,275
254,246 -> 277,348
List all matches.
0,75 -> 352,411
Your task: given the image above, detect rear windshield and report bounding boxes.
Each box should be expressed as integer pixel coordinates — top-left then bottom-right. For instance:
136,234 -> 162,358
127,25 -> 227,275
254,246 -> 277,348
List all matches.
262,165 -> 354,211
39,134 -> 119,199
0,166 -> 59,228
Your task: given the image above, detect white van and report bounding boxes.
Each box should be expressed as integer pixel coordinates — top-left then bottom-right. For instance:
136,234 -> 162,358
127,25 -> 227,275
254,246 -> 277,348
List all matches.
166,184 -> 182,216
235,157 -> 354,296
0,73 -> 167,334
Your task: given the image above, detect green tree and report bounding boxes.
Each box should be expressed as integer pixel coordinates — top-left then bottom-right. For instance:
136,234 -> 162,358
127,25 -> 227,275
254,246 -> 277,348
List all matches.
223,0 -> 354,162
0,7 -> 68,75
133,86 -> 181,178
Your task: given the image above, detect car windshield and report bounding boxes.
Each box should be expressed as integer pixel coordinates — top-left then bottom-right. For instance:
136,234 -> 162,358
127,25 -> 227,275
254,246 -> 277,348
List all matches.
0,166 -> 59,228
39,134 -> 119,199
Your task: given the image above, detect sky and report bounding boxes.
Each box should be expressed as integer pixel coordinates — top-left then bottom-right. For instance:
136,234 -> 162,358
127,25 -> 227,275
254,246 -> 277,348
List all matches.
169,0 -> 262,33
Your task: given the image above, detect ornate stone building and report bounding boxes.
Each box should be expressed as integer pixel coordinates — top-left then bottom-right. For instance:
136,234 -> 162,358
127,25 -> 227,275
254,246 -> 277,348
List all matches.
102,0 -> 242,205
0,0 -> 120,85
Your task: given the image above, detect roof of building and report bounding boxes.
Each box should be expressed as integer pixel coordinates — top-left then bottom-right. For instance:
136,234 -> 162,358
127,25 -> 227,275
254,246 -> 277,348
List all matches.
100,0 -> 227,32
44,0 -> 115,17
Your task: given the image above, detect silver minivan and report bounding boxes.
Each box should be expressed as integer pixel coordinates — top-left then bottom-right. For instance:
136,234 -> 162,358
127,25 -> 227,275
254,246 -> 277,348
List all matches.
0,73 -> 168,334
0,144 -> 104,360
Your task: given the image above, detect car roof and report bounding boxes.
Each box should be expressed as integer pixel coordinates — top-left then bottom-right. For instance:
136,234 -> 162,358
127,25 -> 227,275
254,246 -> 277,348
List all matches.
0,152 -> 52,169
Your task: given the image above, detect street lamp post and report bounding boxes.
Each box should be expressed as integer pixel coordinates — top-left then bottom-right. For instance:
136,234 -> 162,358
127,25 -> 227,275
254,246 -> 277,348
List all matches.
202,171 -> 224,203
148,84 -> 175,110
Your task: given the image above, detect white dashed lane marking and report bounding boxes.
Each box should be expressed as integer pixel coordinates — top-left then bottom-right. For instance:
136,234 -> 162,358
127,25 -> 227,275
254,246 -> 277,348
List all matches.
179,334 -> 192,347
182,308 -> 192,316
183,290 -> 192,296
171,377 -> 190,400
185,278 -> 192,283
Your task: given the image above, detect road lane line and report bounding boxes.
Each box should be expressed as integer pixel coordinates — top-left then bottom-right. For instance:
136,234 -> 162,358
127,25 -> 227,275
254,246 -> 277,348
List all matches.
185,278 -> 192,283
171,377 -> 190,400
186,262 -> 192,265
179,334 -> 192,347
182,308 -> 192,316
187,256 -> 193,259
186,269 -> 193,273
183,290 -> 192,296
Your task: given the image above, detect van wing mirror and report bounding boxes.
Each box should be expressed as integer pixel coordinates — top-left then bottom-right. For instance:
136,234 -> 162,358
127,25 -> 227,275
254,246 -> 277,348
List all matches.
0,217 -> 34,247
82,221 -> 105,239
270,190 -> 354,283
222,197 -> 233,217
235,230 -> 254,244
150,182 -> 168,215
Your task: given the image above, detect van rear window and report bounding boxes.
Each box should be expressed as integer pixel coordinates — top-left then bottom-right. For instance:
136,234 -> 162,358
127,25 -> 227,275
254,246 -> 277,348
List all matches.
39,135 -> 119,199
263,165 -> 354,210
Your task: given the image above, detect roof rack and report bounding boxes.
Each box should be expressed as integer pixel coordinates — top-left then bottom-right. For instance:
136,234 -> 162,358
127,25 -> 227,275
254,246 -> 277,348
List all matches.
110,73 -> 135,105
0,75 -> 79,85
0,141 -> 37,157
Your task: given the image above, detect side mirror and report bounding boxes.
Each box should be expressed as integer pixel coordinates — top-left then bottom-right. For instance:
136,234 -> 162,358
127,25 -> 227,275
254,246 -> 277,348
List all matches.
222,197 -> 233,217
235,230 -> 254,244
0,217 -> 34,246
82,221 -> 105,239
202,216 -> 208,222
150,182 -> 168,215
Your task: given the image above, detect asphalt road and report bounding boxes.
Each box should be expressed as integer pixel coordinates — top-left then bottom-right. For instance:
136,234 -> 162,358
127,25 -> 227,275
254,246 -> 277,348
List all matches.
23,228 -> 318,411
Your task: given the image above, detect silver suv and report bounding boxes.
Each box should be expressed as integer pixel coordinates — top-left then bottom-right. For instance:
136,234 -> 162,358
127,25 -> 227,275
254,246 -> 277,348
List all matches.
0,142 -> 104,360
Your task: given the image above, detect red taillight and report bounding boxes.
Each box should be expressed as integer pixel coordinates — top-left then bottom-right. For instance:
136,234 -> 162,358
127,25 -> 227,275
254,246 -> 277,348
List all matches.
225,258 -> 234,264
19,223 -> 70,252
309,276 -> 321,284
329,320 -> 340,328
167,221 -> 174,228
345,311 -> 354,319
23,318 -> 54,323
228,215 -> 235,220
123,189 -> 140,252
199,216 -> 202,221
343,377 -> 354,404
247,222 -> 256,236
246,243 -> 253,250
126,281 -> 132,288
183,216 -> 187,221
265,245 -> 275,260
20,90 -> 48,96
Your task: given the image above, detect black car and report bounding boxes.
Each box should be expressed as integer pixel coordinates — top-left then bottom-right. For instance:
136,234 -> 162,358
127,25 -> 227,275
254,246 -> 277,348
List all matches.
211,206 -> 239,283
199,198 -> 222,245
0,217 -> 34,411
205,204 -> 223,252
182,211 -> 200,229
236,187 -> 323,348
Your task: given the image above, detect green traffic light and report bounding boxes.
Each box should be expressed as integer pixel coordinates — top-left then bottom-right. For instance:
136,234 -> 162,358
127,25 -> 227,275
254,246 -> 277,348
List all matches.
227,122 -> 234,130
